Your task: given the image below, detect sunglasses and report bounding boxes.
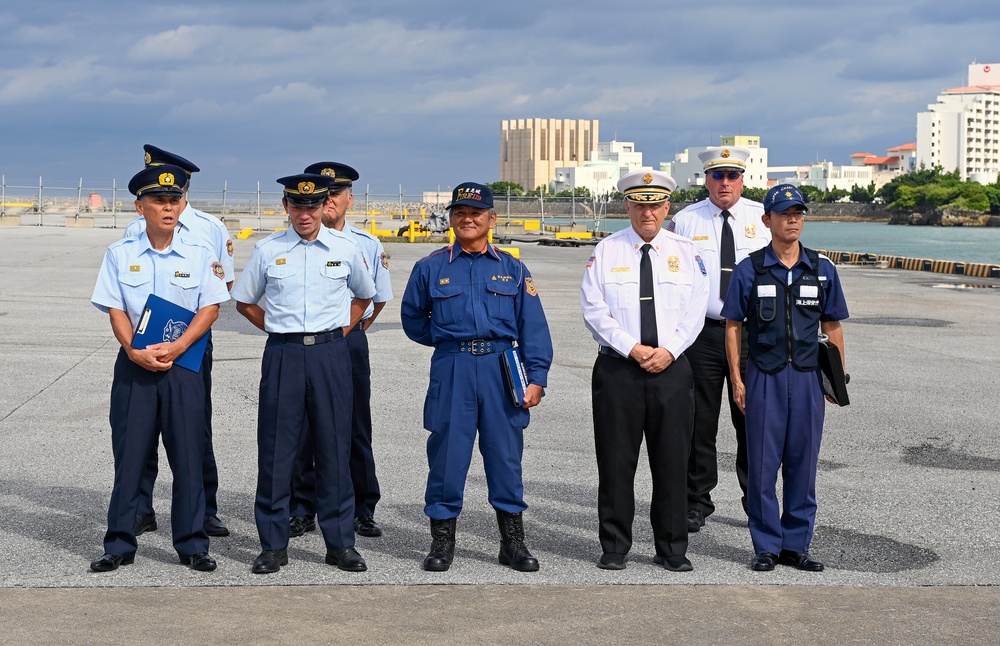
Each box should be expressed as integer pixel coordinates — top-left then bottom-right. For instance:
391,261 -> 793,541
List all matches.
709,171 -> 743,181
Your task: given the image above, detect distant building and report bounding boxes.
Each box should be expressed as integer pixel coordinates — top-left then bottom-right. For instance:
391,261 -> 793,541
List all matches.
549,140 -> 650,195
848,144 -> 916,188
917,62 -> 1000,184
500,118 -> 599,192
660,135 -> 769,190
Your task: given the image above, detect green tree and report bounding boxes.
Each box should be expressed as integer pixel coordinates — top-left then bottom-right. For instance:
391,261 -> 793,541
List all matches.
823,188 -> 850,203
799,185 -> 822,203
486,181 -> 524,197
742,187 -> 767,203
849,182 -> 876,203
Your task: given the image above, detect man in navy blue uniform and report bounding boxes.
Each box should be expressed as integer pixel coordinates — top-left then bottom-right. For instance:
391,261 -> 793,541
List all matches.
90,165 -> 229,572
288,161 -> 393,540
401,182 -> 553,572
722,184 -> 848,572
232,172 -> 376,574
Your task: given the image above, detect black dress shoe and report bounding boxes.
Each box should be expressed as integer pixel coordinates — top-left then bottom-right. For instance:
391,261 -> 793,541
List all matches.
203,514 -> 230,537
325,547 -> 367,572
251,549 -> 288,574
654,554 -> 694,572
90,553 -> 135,572
180,552 -> 217,572
686,509 -> 705,533
354,516 -> 383,537
133,515 -> 157,536
778,549 -> 825,572
597,553 -> 627,570
751,552 -> 779,571
289,516 -> 316,538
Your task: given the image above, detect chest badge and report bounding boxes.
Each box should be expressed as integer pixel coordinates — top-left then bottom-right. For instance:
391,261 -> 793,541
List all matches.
439,277 -> 450,285
276,257 -> 286,265
129,265 -> 141,272
745,223 -> 757,238
327,261 -> 341,267
667,256 -> 680,272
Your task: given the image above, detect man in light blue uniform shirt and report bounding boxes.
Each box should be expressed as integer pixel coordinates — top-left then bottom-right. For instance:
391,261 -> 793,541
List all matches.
288,161 -> 394,540
90,165 -> 229,573
124,144 -> 235,540
232,172 -> 376,574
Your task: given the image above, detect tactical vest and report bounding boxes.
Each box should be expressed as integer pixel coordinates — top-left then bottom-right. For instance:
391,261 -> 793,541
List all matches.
746,247 -> 825,374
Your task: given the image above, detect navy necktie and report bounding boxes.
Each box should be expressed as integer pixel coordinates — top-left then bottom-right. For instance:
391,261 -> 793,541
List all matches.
639,243 -> 657,347
720,210 -> 735,300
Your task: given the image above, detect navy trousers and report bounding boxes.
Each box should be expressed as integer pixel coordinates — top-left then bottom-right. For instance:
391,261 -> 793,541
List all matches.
289,326 -> 380,519
422,348 -> 530,520
104,349 -> 208,558
744,362 -> 826,555
592,353 -> 693,559
255,335 -> 354,552
136,338 -> 220,518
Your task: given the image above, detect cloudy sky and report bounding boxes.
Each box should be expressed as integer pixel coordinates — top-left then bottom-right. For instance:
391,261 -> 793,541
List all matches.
1,1 -> 998,196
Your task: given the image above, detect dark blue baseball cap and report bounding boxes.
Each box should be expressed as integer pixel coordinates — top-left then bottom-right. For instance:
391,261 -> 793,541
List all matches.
277,173 -> 335,206
143,144 -> 200,175
303,162 -> 359,191
447,182 -> 493,210
764,184 -> 809,214
128,164 -> 188,197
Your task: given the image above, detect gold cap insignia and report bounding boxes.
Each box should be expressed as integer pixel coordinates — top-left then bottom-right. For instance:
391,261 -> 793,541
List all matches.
721,149 -> 731,158
643,173 -> 653,184
144,152 -> 152,165
158,172 -> 175,187
320,168 -> 337,178
785,191 -> 793,198
299,181 -> 315,194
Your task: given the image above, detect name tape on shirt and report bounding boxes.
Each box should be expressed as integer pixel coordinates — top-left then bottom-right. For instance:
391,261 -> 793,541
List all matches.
757,285 -> 777,298
799,285 -> 818,298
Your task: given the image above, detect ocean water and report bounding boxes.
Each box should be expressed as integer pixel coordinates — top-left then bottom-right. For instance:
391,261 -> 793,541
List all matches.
542,217 -> 1000,264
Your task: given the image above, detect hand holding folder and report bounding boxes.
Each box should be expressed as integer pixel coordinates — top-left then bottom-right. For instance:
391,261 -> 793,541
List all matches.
131,294 -> 210,373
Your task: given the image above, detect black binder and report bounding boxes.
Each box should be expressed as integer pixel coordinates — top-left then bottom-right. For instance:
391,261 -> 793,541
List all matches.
818,335 -> 849,406
500,346 -> 529,408
131,294 -> 209,372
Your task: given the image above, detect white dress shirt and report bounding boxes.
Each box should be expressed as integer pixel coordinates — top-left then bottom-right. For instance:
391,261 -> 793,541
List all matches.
581,226 -> 709,360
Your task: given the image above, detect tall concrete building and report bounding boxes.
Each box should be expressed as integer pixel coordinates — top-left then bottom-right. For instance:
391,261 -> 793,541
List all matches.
550,140 -> 651,196
917,62 -> 1000,184
500,118 -> 599,192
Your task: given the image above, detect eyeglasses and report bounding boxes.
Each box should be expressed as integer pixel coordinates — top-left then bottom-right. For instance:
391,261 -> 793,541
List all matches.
709,171 -> 743,181
772,209 -> 806,219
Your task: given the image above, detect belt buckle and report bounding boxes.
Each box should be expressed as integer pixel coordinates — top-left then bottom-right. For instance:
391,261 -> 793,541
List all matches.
303,335 -> 317,346
470,339 -> 490,355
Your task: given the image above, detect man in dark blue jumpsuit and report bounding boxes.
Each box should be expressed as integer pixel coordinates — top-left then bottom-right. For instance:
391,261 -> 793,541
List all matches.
722,184 -> 848,572
401,182 -> 553,572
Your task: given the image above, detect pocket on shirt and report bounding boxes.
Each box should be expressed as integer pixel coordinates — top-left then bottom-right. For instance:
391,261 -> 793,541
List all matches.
266,263 -> 300,307
604,270 -> 638,311
656,269 -> 692,310
486,283 -> 517,322
429,283 -> 466,326
320,263 -> 350,302
119,270 -> 152,318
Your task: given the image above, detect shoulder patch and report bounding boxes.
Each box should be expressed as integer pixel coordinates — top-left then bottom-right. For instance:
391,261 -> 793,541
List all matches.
695,254 -> 707,276
212,260 -> 225,280
380,251 -> 389,270
525,276 -> 538,296
666,219 -> 676,232
226,238 -> 234,256
586,255 -> 595,269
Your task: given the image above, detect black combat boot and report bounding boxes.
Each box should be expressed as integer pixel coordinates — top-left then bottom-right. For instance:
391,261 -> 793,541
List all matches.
496,510 -> 539,572
422,518 -> 456,572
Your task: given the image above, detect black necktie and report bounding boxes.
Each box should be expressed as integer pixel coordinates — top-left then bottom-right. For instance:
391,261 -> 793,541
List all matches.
720,210 -> 735,300
639,243 -> 657,347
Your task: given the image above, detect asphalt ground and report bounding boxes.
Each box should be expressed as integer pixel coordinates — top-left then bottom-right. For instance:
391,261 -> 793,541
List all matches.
1,224 -> 999,644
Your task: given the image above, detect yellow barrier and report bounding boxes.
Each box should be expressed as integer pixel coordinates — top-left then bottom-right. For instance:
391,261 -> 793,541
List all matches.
495,246 -> 521,258
555,231 -> 593,240
237,227 -> 253,240
366,220 -> 395,237
275,227 -> 287,232
523,219 -> 541,231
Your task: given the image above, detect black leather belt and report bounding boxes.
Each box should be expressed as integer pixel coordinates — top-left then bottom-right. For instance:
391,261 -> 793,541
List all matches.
704,317 -> 727,326
437,339 -> 513,355
598,346 -> 632,361
269,329 -> 343,345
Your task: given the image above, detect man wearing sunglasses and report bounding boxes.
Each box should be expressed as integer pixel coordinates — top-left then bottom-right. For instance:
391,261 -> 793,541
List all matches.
668,147 -> 769,532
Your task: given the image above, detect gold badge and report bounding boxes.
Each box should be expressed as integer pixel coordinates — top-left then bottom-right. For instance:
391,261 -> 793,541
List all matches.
668,256 -> 680,272
129,265 -> 141,272
439,277 -> 450,285
525,276 -> 538,296
693,235 -> 710,241
785,190 -> 793,198
745,223 -> 757,238
276,257 -> 286,265
321,168 -> 336,178
143,152 -> 151,165
326,261 -> 341,267
721,149 -> 731,158
643,173 -> 653,184
174,271 -> 190,278
298,181 -> 315,194
158,172 -> 175,187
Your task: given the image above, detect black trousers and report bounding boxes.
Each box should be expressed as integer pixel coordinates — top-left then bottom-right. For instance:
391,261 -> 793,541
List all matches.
685,322 -> 750,516
136,338 -> 220,518
593,353 -> 693,559
290,325 -> 380,519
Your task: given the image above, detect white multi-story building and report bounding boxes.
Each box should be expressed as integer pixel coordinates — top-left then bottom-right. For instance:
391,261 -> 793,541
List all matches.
660,135 -> 769,190
549,140 -> 651,196
917,62 -> 1000,184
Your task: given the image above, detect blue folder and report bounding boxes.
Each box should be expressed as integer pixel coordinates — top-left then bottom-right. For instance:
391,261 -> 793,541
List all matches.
131,293 -> 209,373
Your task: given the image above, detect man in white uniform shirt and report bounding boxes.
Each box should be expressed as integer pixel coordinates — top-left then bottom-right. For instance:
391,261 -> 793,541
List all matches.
668,147 -> 770,531
582,170 -> 709,572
